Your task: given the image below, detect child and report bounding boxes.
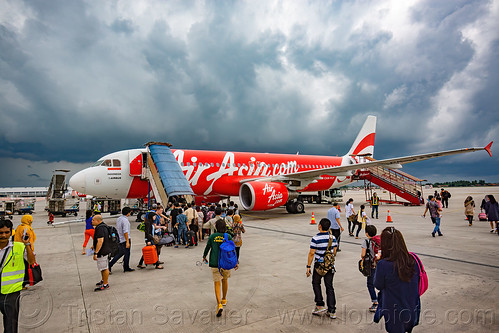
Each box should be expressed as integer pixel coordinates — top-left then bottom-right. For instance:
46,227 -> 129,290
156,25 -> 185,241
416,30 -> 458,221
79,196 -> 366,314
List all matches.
360,225 -> 380,312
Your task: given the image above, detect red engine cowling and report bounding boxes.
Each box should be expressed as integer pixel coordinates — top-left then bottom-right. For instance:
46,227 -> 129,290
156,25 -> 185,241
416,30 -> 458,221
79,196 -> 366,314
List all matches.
239,182 -> 289,211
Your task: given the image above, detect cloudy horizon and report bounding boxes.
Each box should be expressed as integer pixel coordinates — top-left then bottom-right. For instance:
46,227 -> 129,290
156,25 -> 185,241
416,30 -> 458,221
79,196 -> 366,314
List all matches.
1,0 -> 498,187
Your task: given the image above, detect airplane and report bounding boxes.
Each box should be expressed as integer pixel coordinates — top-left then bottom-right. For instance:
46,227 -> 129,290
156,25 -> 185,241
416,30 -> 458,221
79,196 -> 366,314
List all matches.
69,116 -> 493,214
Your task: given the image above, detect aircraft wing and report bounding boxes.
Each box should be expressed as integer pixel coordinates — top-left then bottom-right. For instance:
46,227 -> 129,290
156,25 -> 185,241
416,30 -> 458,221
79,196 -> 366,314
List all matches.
240,142 -> 493,183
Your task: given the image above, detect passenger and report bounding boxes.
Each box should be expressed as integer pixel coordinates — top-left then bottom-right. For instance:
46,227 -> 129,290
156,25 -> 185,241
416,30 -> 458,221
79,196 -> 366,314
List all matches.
423,195 -> 443,237
233,203 -> 240,216
306,218 -> 338,319
464,196 -> 475,226
0,218 -> 35,332
185,203 -> 197,226
81,210 -> 94,255
345,198 -> 356,237
354,205 -> 368,239
374,227 -> 421,333
225,209 -> 234,224
92,215 -> 113,291
370,192 -> 379,219
440,188 -> 451,208
174,208 -> 190,248
195,206 -> 204,242
203,207 -> 223,235
221,203 -> 227,217
154,206 -> 167,234
360,225 -> 379,312
137,212 -> 164,269
327,202 -> 344,252
170,202 -> 181,241
484,195 -> 499,234
231,215 -> 245,259
108,207 -> 135,273
14,214 -> 36,253
202,219 -> 238,317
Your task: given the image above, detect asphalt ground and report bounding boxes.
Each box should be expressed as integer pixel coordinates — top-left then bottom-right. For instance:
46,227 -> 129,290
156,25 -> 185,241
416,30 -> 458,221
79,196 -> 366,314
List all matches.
2,186 -> 498,332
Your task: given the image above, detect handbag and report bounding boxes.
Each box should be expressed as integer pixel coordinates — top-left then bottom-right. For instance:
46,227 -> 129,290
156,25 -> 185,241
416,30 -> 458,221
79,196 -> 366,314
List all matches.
358,240 -> 372,277
24,261 -> 43,286
152,235 -> 160,245
315,230 -> 335,276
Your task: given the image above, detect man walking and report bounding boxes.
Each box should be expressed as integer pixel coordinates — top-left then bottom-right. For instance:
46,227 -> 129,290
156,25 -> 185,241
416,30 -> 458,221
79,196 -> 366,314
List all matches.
203,219 -> 238,317
92,215 -> 112,291
306,218 -> 338,319
0,218 -> 35,333
327,202 -> 344,252
370,192 -> 379,219
109,207 -> 135,273
423,195 -> 443,237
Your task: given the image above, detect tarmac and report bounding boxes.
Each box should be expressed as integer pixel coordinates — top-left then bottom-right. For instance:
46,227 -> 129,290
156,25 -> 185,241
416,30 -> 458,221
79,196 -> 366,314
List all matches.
2,186 -> 499,332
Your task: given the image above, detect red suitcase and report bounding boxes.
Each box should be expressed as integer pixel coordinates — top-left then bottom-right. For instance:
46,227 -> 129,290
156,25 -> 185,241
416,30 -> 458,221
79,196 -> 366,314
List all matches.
142,245 -> 158,265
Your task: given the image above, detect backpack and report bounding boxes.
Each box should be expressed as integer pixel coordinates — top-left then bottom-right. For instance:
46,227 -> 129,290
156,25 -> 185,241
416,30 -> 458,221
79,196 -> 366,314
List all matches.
224,218 -> 235,237
106,225 -> 120,257
218,233 -> 238,274
410,252 -> 428,296
315,231 -> 336,276
358,239 -> 373,277
137,221 -> 145,232
371,235 -> 381,256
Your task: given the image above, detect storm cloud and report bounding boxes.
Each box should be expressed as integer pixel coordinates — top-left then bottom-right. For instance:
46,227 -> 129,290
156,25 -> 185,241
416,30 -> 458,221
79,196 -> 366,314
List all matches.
0,0 -> 497,186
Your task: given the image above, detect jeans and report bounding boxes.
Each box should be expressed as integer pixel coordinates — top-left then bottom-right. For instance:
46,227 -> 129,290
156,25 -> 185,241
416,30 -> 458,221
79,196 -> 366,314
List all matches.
177,226 -> 188,245
432,217 -> 442,235
371,205 -> 378,218
354,222 -> 362,237
331,228 -> 341,249
367,268 -> 377,302
312,264 -> 336,313
109,240 -> 131,271
0,291 -> 20,333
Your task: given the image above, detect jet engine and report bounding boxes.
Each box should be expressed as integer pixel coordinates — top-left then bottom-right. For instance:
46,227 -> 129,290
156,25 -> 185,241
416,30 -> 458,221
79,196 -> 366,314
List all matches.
239,182 -> 297,211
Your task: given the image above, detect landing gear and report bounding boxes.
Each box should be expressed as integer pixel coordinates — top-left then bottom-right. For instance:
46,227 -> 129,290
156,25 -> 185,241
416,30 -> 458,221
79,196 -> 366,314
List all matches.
285,200 -> 305,214
136,212 -> 144,222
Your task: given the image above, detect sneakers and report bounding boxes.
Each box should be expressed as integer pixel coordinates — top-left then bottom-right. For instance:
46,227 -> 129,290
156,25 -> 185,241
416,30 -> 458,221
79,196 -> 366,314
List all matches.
312,306 -> 327,316
369,303 -> 378,312
221,299 -> 227,306
216,304 -> 223,317
94,284 -> 109,292
326,311 -> 337,319
174,245 -> 179,248
438,233 -> 443,236
96,280 -> 103,286
431,232 -> 435,237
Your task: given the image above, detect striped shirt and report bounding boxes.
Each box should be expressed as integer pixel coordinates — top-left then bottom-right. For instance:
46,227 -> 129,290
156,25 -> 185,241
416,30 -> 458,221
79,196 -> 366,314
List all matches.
310,232 -> 337,263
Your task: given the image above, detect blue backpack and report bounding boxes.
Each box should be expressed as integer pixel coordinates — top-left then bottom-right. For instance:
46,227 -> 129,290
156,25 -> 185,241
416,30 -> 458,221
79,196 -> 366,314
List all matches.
218,233 -> 238,274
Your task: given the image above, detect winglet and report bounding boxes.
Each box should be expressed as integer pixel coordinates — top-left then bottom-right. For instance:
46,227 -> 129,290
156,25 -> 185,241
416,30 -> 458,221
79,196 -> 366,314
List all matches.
484,141 -> 493,157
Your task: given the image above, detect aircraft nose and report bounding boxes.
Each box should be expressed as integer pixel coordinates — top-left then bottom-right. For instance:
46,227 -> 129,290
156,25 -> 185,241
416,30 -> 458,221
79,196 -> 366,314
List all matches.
69,171 -> 86,193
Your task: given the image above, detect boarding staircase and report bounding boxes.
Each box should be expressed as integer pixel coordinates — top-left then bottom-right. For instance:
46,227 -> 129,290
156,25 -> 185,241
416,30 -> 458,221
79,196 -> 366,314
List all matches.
145,142 -> 194,206
356,158 -> 424,206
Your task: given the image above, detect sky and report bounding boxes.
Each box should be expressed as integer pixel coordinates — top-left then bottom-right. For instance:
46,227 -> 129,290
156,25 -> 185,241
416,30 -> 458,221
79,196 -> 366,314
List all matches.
0,0 -> 498,187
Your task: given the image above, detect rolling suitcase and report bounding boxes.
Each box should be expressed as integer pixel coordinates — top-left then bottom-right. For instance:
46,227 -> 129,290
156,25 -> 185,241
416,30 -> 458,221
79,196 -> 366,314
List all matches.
187,230 -> 196,246
142,245 -> 158,265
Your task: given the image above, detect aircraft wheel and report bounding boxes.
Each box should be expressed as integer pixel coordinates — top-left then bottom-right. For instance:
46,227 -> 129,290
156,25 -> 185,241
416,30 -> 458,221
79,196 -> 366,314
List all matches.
136,212 -> 144,222
293,201 -> 305,214
285,202 -> 294,214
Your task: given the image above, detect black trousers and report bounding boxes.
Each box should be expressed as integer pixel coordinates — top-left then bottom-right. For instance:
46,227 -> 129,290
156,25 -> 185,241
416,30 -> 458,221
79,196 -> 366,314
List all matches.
331,228 -> 341,249
109,240 -> 131,271
0,291 -> 20,333
312,265 -> 336,313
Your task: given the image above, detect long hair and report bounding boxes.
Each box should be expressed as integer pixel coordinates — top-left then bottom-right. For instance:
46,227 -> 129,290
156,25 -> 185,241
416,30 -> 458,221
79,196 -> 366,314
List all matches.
380,227 -> 415,282
86,210 -> 93,220
488,195 -> 497,205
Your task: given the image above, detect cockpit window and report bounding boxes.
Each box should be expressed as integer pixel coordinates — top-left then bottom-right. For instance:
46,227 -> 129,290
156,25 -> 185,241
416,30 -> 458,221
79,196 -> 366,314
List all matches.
112,159 -> 121,167
93,160 -> 104,167
101,159 -> 112,167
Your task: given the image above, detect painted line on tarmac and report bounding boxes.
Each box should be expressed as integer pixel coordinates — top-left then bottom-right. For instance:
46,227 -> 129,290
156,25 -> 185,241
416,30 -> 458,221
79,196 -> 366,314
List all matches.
245,225 -> 499,270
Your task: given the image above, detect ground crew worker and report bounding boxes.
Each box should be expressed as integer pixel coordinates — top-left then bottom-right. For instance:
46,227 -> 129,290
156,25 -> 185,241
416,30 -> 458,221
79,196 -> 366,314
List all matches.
0,218 -> 36,333
370,193 -> 379,219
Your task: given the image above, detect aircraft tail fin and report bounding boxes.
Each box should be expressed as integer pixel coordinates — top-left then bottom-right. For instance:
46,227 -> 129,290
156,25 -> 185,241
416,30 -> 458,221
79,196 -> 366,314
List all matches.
346,115 -> 377,157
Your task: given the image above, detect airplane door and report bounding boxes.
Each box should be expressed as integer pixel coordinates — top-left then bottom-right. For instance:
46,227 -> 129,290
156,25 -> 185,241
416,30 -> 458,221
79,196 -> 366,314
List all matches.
129,152 -> 143,176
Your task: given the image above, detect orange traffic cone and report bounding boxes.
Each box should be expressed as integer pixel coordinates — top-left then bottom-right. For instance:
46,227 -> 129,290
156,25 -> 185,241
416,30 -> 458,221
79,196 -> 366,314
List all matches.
310,212 -> 316,225
386,210 -> 393,223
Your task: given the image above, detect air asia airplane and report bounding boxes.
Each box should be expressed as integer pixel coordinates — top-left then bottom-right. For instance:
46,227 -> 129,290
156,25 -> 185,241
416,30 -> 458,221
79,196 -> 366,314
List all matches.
69,116 -> 492,213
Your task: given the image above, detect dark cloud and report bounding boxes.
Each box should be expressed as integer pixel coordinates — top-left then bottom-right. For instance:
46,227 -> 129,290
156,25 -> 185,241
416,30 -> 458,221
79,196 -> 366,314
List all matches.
0,0 -> 497,186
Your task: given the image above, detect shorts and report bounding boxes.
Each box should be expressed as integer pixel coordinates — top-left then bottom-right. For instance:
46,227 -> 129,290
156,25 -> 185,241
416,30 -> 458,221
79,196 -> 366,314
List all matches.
97,255 -> 109,271
211,267 -> 231,282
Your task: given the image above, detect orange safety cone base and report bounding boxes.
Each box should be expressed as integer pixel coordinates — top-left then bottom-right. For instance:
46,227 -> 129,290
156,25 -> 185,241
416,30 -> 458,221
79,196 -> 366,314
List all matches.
310,212 -> 316,225
386,210 -> 393,223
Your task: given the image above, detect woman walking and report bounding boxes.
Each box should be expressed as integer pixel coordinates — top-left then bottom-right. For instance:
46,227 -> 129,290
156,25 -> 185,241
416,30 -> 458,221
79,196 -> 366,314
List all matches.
464,196 -> 475,226
374,227 -> 421,333
484,195 -> 499,234
232,214 -> 245,259
82,210 -> 95,254
345,198 -> 356,237
137,212 -> 164,269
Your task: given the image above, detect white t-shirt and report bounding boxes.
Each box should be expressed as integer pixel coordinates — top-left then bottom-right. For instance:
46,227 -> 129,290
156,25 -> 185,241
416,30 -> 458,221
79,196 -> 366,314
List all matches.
346,203 -> 354,217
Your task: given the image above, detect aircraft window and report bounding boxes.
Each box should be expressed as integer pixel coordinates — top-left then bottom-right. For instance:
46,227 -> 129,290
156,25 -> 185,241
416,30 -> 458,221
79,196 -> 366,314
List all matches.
238,163 -> 241,167
222,163 -> 225,167
112,159 -> 121,167
187,162 -> 190,166
216,163 -> 220,167
211,163 -> 214,167
93,160 -> 104,167
206,163 -> 210,167
181,162 -> 184,166
101,160 -> 112,167
193,163 -> 197,166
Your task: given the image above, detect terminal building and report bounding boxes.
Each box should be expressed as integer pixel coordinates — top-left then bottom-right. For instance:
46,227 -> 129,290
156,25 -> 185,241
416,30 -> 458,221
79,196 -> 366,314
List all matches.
0,187 -> 48,197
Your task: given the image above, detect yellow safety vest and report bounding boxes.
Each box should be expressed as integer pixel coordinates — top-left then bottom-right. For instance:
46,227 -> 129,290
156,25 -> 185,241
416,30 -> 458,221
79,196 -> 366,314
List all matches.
371,196 -> 379,205
1,242 -> 26,294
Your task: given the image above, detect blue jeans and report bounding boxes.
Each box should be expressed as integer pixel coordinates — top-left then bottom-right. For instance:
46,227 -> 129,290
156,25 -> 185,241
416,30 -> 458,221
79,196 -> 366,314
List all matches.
367,268 -> 377,302
177,226 -> 187,245
371,205 -> 378,218
433,217 -> 442,235
109,240 -> 132,271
